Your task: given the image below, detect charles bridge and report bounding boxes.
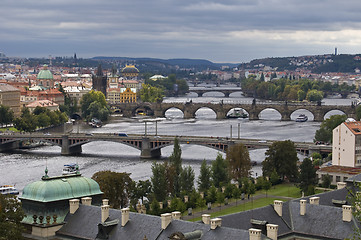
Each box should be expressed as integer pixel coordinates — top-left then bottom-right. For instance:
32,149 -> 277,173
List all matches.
0,133 -> 331,158
111,101 -> 357,122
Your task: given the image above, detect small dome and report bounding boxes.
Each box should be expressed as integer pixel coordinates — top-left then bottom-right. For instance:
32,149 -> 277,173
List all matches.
21,175 -> 103,202
37,64 -> 53,80
121,65 -> 139,74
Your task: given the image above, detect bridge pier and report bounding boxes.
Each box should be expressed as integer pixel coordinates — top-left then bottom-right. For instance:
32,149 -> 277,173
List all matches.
224,93 -> 230,97
141,138 -> 161,159
0,140 -> 20,152
313,112 -> 324,122
281,113 -> 291,121
216,111 -> 227,119
248,112 -> 259,120
122,110 -> 133,118
184,110 -> 194,119
61,135 -> 82,155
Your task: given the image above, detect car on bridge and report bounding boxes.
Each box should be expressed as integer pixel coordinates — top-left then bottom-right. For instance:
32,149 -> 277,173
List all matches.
118,133 -> 128,137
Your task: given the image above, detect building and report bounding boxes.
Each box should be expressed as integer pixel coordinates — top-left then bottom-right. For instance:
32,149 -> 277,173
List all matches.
26,99 -> 59,112
63,85 -> 91,105
20,168 -> 103,238
332,121 -> 361,167
92,64 -> 107,96
121,64 -> 139,79
0,83 -> 21,116
107,87 -> 137,104
317,165 -> 361,185
36,65 -> 54,89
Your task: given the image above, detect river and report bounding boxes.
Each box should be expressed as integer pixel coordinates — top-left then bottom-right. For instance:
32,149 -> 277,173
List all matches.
0,92 -> 354,192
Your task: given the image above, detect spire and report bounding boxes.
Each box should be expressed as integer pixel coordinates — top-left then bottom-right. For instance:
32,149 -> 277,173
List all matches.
96,64 -> 103,76
111,64 -> 117,77
43,167 -> 49,179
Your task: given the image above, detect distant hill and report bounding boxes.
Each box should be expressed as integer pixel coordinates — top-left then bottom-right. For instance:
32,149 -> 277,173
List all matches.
92,56 -> 238,71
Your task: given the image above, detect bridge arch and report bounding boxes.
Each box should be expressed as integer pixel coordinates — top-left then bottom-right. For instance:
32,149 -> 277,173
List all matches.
201,91 -> 226,97
194,106 -> 217,119
164,107 -> 184,119
132,104 -> 155,116
258,108 -> 282,120
228,91 -> 243,97
323,109 -> 347,120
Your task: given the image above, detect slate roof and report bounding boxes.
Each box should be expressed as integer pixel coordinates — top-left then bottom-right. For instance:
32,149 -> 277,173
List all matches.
220,188 -> 357,240
57,205 -> 262,240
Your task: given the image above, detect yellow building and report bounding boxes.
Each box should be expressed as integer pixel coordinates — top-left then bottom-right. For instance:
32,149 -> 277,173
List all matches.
121,65 -> 139,79
107,87 -> 137,104
0,83 -> 21,116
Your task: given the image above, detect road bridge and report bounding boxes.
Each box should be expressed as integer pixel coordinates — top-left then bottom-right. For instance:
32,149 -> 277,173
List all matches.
0,133 -> 330,158
111,101 -> 357,121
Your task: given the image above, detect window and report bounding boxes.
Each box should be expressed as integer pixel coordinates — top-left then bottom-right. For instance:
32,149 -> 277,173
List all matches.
336,176 -> 341,182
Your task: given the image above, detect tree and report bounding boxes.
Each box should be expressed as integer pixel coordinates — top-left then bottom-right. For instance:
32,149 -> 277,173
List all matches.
356,105 -> 361,121
169,138 -> 182,195
151,162 -> 167,202
263,179 -> 272,197
135,180 -> 152,204
299,158 -> 318,196
197,159 -> 212,192
314,114 -> 347,143
139,83 -> 164,103
14,107 -> 38,132
212,153 -> 229,188
149,198 -> 161,216
80,90 -> 109,121
179,166 -> 195,193
321,174 -> 331,188
306,89 -> 323,102
0,194 -> 25,240
270,170 -> 280,186
207,186 -> 218,203
0,105 -> 14,127
92,171 -> 134,209
226,143 -> 251,182
262,140 -> 299,181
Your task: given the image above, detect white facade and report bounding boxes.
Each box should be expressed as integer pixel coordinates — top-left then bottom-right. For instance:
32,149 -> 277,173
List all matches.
332,121 -> 361,167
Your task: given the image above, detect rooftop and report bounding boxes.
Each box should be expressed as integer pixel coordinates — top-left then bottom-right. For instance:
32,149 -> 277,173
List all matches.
317,165 -> 361,175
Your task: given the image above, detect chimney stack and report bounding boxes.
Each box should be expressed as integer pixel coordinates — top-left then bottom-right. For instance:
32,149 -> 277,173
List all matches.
266,224 -> 278,240
81,197 -> 92,206
171,211 -> 181,220
342,205 -> 352,222
274,200 -> 283,217
300,199 -> 307,216
337,182 -> 346,190
249,228 -> 262,240
121,208 -> 130,226
69,199 -> 80,214
102,199 -> 109,206
202,214 -> 211,225
210,218 -> 222,230
101,205 -> 110,223
161,213 -> 172,229
309,197 -> 319,205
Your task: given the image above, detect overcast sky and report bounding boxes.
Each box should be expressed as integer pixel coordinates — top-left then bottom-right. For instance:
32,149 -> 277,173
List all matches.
2,0 -> 361,63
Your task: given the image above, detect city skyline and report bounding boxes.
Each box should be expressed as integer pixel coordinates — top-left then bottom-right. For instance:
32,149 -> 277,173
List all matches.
2,0 -> 361,63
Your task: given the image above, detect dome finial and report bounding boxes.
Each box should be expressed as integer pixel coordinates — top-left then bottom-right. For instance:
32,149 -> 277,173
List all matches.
43,167 -> 49,179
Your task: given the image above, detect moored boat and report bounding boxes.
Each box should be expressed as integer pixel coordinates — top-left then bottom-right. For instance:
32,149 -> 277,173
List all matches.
0,185 -> 19,195
296,114 -> 308,122
227,108 -> 248,118
62,164 -> 79,175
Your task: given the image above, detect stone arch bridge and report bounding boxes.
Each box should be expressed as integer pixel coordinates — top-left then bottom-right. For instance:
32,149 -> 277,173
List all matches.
111,101 -> 356,122
187,88 -> 243,97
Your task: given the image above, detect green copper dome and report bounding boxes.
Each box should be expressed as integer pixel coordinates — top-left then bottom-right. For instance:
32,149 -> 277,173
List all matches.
37,64 -> 53,80
20,174 -> 103,203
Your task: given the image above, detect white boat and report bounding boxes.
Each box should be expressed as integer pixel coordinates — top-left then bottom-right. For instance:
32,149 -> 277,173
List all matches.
0,185 -> 19,195
296,114 -> 308,122
227,108 -> 248,118
62,164 -> 79,175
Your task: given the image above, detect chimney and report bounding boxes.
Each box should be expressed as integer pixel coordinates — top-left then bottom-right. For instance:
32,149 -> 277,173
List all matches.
266,224 -> 278,240
69,199 -> 79,214
171,211 -> 181,220
102,199 -> 109,206
101,205 -> 110,223
81,197 -> 92,206
337,182 -> 346,189
161,213 -> 172,229
121,208 -> 130,226
210,218 -> 222,230
309,197 -> 319,205
342,205 -> 352,222
249,228 -> 262,240
202,214 -> 211,225
159,202 -> 163,209
273,200 -> 283,217
300,199 -> 307,216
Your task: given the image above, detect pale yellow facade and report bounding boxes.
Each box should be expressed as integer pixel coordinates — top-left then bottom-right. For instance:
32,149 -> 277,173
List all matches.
0,83 -> 21,116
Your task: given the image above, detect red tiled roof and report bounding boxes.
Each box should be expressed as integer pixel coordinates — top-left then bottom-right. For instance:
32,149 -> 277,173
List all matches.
344,121 -> 361,135
317,165 -> 361,175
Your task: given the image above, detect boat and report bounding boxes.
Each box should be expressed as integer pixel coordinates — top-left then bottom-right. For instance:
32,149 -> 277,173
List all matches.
0,185 -> 19,195
89,118 -> 102,128
296,114 -> 308,122
62,164 -> 79,175
227,108 -> 248,118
